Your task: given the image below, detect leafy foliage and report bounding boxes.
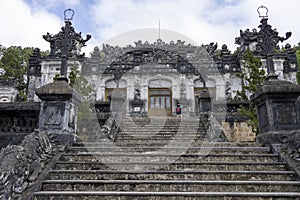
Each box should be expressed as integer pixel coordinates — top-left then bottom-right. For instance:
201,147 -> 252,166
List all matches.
0,46 -> 34,100
234,49 -> 266,133
52,67 -> 94,134
69,68 -> 94,134
294,51 -> 300,85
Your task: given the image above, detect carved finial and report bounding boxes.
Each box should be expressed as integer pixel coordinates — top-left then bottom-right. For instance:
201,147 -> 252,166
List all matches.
257,5 -> 268,19
64,8 -> 75,21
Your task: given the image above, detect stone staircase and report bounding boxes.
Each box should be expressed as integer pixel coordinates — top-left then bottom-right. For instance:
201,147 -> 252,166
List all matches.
34,117 -> 300,199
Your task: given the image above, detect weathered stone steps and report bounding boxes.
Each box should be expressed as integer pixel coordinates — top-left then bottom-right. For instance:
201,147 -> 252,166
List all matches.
66,146 -> 272,154
47,170 -> 297,181
34,117 -> 300,199
60,153 -> 280,162
74,141 -> 263,147
33,191 -> 300,200
41,180 -> 300,192
54,161 -> 287,171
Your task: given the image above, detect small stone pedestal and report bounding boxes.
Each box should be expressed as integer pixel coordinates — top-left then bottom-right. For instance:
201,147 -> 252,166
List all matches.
36,79 -> 81,145
251,80 -> 300,144
129,99 -> 145,117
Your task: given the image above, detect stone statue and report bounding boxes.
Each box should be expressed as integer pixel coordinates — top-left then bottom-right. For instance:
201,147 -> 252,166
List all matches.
133,89 -> 141,101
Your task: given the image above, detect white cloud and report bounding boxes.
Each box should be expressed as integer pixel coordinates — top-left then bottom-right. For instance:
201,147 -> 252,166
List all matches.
0,0 -> 62,50
88,0 -> 300,51
1,0 -> 300,55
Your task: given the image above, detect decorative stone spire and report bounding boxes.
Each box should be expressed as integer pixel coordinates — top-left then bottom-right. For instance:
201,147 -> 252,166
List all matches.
43,9 -> 91,81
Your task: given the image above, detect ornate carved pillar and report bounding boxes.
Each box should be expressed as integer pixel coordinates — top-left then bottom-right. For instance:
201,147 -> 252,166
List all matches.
36,79 -> 81,145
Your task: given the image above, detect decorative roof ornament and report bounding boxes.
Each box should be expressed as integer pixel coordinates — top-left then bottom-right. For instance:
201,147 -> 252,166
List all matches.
257,5 -> 268,19
64,8 -> 75,21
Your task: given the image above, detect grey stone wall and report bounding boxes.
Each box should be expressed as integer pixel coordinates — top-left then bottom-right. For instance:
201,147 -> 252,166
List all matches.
0,102 -> 40,148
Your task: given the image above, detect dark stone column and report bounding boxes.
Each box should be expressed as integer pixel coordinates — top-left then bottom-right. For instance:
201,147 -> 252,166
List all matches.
198,89 -> 212,113
251,80 -> 300,144
35,78 -> 81,145
110,89 -> 126,116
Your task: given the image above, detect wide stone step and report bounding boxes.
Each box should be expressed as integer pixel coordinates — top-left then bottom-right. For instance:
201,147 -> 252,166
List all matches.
101,141 -> 209,147
117,131 -> 205,135
33,191 -> 300,200
120,127 -> 203,131
118,131 -> 205,136
74,142 -> 262,147
54,161 -> 287,171
121,118 -> 200,122
47,170 -> 297,181
66,146 -> 271,154
40,180 -> 300,192
116,135 -> 204,140
60,153 -> 280,163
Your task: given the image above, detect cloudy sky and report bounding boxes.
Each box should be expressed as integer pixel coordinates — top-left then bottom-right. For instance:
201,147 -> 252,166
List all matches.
1,0 -> 299,56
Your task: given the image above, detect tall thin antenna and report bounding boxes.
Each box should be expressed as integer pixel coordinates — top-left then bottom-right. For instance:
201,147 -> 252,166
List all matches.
159,19 -> 161,39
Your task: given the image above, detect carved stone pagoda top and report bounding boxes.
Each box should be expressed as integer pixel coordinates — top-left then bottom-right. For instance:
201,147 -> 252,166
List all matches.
235,8 -> 297,75
42,8 -> 91,79
43,21 -> 91,59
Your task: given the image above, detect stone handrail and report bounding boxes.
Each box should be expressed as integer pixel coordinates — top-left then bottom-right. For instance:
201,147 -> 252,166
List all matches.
256,131 -> 300,178
200,112 -> 227,142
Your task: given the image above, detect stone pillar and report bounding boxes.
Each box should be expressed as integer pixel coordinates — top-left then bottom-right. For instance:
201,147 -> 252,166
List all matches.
110,89 -> 126,139
35,79 -> 81,145
142,84 -> 148,113
251,80 -> 300,144
198,89 -> 212,113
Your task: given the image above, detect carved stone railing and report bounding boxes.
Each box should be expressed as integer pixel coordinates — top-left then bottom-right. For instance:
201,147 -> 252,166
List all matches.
0,102 -> 40,148
200,112 -> 227,142
257,131 -> 300,177
0,130 -> 59,199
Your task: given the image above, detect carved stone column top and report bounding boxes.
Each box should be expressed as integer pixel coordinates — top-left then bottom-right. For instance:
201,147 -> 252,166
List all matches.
35,79 -> 81,103
251,79 -> 300,102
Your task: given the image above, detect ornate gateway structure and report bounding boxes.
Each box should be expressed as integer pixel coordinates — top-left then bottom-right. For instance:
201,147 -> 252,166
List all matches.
27,9 -> 298,118
83,40 -> 239,117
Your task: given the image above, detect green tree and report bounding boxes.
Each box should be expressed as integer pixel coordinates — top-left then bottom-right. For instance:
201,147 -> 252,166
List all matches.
70,67 -> 93,99
0,46 -> 34,100
296,50 -> 300,85
69,67 -> 94,134
234,49 -> 266,133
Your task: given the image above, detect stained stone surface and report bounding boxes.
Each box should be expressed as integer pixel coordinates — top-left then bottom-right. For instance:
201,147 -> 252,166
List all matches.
251,79 -> 300,133
36,79 -> 81,145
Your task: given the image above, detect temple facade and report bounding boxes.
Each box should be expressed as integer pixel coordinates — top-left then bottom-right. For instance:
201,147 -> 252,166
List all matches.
27,18 -> 298,117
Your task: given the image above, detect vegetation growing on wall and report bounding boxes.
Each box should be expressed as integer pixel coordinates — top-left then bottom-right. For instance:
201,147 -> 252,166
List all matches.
234,49 -> 266,133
